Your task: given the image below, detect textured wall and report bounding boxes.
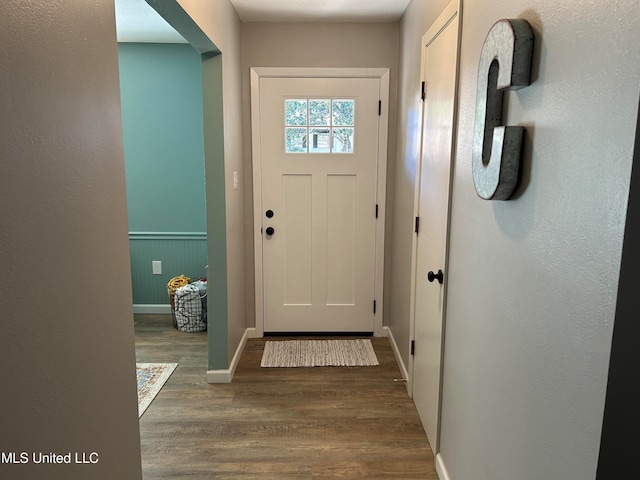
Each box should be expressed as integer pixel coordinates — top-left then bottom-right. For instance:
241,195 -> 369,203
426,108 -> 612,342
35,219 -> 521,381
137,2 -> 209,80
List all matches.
438,0 -> 640,478
0,0 -> 142,478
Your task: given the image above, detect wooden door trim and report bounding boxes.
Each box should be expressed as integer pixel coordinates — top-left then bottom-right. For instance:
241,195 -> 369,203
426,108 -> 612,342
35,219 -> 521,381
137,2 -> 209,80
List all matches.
408,0 -> 462,454
250,67 -> 389,337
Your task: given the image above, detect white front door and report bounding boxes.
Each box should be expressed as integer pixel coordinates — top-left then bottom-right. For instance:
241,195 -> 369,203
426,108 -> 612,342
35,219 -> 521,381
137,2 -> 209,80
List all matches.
258,76 -> 381,333
411,2 -> 460,453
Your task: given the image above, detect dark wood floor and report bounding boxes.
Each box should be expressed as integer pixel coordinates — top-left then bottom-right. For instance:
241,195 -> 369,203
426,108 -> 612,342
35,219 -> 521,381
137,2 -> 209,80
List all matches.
135,314 -> 437,479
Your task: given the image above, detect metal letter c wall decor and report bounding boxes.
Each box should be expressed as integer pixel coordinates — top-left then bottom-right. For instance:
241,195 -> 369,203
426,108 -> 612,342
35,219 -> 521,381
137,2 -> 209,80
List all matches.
472,19 -> 534,200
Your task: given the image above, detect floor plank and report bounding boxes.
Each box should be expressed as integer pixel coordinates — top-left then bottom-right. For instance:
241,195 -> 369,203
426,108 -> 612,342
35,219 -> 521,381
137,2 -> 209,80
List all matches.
135,314 -> 437,479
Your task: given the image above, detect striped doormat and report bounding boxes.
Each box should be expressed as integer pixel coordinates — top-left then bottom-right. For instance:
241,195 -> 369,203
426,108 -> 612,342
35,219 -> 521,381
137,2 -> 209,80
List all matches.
260,339 -> 379,368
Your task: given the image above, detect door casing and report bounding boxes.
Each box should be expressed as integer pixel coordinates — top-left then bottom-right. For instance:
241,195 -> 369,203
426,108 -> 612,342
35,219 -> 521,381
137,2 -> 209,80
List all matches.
250,67 -> 390,337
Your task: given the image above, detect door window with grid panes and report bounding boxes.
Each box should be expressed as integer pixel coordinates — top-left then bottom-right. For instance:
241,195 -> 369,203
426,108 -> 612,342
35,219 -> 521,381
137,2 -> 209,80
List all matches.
284,99 -> 355,154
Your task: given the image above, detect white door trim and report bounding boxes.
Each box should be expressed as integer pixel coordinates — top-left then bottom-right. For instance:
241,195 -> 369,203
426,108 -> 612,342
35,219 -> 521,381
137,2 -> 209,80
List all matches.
407,0 -> 462,451
250,67 -> 389,337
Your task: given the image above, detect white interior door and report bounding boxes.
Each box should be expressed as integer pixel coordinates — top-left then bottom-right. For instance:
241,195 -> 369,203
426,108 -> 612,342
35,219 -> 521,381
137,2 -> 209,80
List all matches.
258,77 -> 380,333
411,3 -> 460,453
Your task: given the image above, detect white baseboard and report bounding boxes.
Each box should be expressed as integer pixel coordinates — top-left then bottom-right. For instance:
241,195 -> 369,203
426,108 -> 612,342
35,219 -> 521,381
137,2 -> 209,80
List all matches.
383,326 -> 409,384
206,327 -> 256,384
133,304 -> 171,314
205,368 -> 232,383
435,453 -> 451,480
246,327 -> 261,339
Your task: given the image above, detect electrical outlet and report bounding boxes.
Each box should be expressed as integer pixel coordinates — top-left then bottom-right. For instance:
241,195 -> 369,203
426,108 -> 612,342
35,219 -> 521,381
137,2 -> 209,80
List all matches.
152,261 -> 162,275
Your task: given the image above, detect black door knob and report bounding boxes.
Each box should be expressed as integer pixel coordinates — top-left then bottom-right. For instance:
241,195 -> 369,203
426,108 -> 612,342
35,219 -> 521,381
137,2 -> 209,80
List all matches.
427,269 -> 444,284
266,209 -> 274,218
265,227 -> 275,236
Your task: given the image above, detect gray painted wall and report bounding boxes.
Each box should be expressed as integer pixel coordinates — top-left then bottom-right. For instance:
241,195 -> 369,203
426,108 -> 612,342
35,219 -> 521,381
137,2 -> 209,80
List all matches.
442,0 -> 638,477
0,0 -> 142,478
241,22 -> 400,330
396,0 -> 639,478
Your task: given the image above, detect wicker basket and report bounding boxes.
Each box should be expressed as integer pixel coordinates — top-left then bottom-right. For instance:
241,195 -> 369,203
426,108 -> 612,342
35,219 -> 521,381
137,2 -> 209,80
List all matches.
167,275 -> 190,328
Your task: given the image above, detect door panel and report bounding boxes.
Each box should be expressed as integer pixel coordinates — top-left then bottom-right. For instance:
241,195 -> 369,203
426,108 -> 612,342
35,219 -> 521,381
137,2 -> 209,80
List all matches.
326,174 -> 357,305
260,77 -> 379,333
412,9 -> 459,453
282,174 -> 312,305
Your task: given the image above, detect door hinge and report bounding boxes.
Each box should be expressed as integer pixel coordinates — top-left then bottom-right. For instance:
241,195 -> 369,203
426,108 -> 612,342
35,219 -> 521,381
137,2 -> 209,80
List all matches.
415,216 -> 420,234
378,100 -> 382,116
373,300 -> 377,314
411,340 -> 415,355
421,81 -> 426,101
375,204 -> 379,218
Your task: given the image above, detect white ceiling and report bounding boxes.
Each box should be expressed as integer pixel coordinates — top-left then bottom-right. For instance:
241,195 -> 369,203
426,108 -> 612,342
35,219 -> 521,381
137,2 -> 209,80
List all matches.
115,0 -> 187,43
230,0 -> 412,23
114,0 -> 411,43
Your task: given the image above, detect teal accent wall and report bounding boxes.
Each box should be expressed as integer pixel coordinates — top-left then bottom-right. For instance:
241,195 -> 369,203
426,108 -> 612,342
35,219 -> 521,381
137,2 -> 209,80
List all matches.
118,43 -> 207,304
118,43 -> 206,232
202,53 -> 228,370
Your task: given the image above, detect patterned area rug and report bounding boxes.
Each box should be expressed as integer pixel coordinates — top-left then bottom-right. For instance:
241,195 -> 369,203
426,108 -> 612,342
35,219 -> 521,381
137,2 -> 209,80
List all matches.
260,339 -> 379,368
136,363 -> 178,417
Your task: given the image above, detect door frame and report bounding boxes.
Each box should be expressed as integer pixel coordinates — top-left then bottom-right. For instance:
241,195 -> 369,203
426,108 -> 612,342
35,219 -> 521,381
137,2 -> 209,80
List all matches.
408,0 -> 462,451
250,67 -> 390,337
